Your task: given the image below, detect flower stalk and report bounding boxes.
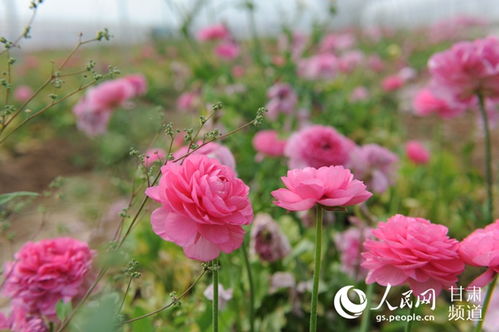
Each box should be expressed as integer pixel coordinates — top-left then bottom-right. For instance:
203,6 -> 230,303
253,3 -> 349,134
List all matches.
310,205 -> 324,332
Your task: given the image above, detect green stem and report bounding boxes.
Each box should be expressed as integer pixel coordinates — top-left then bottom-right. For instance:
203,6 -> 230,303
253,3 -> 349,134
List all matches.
212,260 -> 219,332
241,241 -> 255,332
477,93 -> 494,222
309,205 -> 323,332
359,283 -> 374,332
474,274 -> 498,332
404,305 -> 416,332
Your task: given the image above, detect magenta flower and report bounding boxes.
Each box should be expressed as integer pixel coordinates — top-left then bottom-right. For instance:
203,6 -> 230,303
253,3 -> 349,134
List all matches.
2,238 -> 94,318
362,214 -> 465,295
429,36 -> 499,101
174,141 -> 236,170
145,155 -> 253,261
265,83 -> 298,120
144,148 -> 166,167
197,24 -> 229,41
122,74 -> 147,97
250,213 -> 291,262
382,75 -> 404,92
406,140 -> 430,165
85,79 -> 135,112
271,166 -> 372,211
459,220 -> 499,287
284,125 -> 355,169
347,144 -> 398,193
4,306 -> 48,332
252,130 -> 287,160
215,42 -> 240,60
412,88 -> 466,118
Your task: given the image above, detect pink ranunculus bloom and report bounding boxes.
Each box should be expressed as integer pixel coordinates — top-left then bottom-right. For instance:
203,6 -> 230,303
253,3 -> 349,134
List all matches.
382,75 -> 404,92
347,144 -> 398,193
7,306 -> 48,332
406,140 -> 430,165
174,141 -> 236,170
2,238 -> 94,318
215,42 -> 240,60
319,32 -> 355,53
72,98 -> 112,137
298,54 -> 339,80
197,24 -> 229,41
428,36 -> 499,101
122,74 -> 147,97
458,220 -> 499,287
350,86 -> 370,102
252,130 -> 287,160
145,155 -> 253,261
265,83 -> 298,120
176,91 -> 200,111
13,85 -> 33,102
85,79 -> 135,112
338,50 -> 364,73
335,227 -> 372,280
367,55 -> 384,72
284,125 -> 356,169
271,166 -> 372,212
412,88 -> 466,118
250,213 -> 291,262
144,148 -> 166,167
362,214 -> 465,295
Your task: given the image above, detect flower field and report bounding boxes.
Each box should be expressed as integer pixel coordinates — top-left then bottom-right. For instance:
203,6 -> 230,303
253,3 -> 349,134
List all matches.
0,1 -> 498,332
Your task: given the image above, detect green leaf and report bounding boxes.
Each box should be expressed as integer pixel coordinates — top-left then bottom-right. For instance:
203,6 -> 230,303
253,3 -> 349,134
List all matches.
56,300 -> 72,321
0,191 -> 39,205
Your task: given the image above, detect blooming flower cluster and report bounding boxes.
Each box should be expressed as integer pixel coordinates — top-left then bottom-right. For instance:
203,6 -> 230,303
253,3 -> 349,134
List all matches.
197,24 -> 240,61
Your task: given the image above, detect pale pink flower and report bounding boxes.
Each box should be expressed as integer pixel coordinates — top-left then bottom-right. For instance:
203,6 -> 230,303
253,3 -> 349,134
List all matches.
197,24 -> 229,41
319,32 -> 355,53
428,37 -> 499,101
350,86 -> 369,102
232,65 -> 245,77
122,74 -> 147,97
85,79 -> 135,112
203,284 -> 233,309
382,75 -> 404,92
482,283 -> 499,332
298,54 -> 338,80
215,42 -> 240,60
145,155 -> 253,261
412,88 -> 466,118
7,306 -> 48,332
367,55 -> 384,72
174,141 -> 236,170
144,148 -> 166,167
270,272 -> 295,293
250,213 -> 291,262
335,227 -> 372,279
459,220 -> 499,287
338,50 -> 364,73
252,130 -> 287,160
176,91 -> 200,111
284,125 -> 355,169
13,85 -> 33,102
406,140 -> 430,165
347,144 -> 398,193
271,166 -> 372,211
265,83 -> 298,120
362,214 -> 465,295
72,98 -> 111,137
2,238 -> 94,318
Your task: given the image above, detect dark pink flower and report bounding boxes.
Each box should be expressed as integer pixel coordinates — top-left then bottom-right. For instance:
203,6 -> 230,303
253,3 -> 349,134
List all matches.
362,214 -> 465,295
252,130 -> 287,159
197,24 -> 229,41
122,74 -> 147,97
382,75 -> 404,92
145,155 -> 253,261
406,140 -> 430,165
284,125 -> 355,169
412,88 -> 466,118
271,166 -> 372,211
3,238 -> 94,318
215,42 -> 240,60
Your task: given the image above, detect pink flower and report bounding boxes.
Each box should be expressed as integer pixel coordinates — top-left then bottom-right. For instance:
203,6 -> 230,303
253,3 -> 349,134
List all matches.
406,140 -> 430,165
145,155 -> 253,261
428,37 -> 499,101
350,86 -> 370,102
174,141 -> 236,170
122,74 -> 147,97
367,55 -> 384,72
197,24 -> 229,41
176,91 -> 200,111
362,214 -> 465,295
338,50 -> 364,73
250,213 -> 291,262
203,284 -> 233,310
72,98 -> 111,137
347,144 -> 398,193
335,227 -> 372,279
382,75 -> 404,92
85,79 -> 135,112
7,306 -> 48,332
265,83 -> 297,120
144,148 -> 166,167
271,166 -> 372,211
252,130 -> 287,159
2,238 -> 94,318
284,125 -> 355,169
14,85 -> 33,102
215,42 -> 240,60
319,32 -> 355,53
298,54 -> 339,80
232,65 -> 245,77
458,220 -> 499,287
412,88 -> 466,118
